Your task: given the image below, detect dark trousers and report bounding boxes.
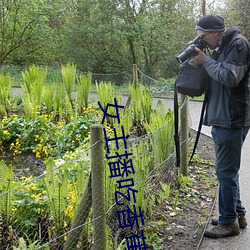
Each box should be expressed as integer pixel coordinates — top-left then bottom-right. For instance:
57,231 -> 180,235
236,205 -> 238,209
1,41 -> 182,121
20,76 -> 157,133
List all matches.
211,126 -> 249,225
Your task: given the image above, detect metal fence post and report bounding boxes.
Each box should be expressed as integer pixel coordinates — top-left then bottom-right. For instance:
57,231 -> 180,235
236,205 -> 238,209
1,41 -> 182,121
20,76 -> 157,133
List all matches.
180,94 -> 189,176
91,124 -> 106,250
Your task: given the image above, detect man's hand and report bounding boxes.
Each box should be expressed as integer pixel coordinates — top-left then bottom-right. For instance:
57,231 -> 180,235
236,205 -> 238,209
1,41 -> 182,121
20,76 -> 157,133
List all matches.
192,47 -> 207,64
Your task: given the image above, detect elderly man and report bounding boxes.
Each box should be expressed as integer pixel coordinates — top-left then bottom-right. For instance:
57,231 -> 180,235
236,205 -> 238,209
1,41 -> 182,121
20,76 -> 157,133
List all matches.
192,15 -> 250,238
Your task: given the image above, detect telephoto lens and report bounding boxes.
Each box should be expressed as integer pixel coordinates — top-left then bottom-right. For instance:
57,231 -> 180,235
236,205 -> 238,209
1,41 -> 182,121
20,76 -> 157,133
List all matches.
176,36 -> 208,63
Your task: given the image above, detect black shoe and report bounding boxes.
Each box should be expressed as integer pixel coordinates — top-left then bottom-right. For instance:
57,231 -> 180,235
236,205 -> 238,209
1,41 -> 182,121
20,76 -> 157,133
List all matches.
204,222 -> 240,238
211,214 -> 247,229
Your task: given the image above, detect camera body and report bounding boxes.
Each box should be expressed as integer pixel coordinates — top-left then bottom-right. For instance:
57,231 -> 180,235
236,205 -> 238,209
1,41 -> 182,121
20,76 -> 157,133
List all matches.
176,36 -> 208,64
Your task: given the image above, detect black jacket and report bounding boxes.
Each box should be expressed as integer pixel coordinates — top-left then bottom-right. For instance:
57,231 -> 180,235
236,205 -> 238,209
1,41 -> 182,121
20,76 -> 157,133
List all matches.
203,26 -> 250,128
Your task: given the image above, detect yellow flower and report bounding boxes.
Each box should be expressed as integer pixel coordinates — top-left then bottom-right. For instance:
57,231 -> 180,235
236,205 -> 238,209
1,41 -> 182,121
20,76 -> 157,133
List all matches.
32,193 -> 42,201
26,183 -> 37,191
14,149 -> 22,155
42,147 -> 49,157
65,205 -> 74,218
3,130 -> 9,135
36,152 -> 41,159
12,207 -> 17,212
71,195 -> 76,204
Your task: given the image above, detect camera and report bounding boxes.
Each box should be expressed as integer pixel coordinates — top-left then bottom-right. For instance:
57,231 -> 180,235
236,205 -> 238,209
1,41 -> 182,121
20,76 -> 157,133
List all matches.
176,36 -> 208,64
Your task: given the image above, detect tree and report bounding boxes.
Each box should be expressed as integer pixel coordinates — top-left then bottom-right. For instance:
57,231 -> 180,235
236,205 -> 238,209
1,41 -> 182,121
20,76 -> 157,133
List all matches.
0,0 -> 48,65
66,0 -> 199,78
1,0 -> 231,79
220,0 -> 250,39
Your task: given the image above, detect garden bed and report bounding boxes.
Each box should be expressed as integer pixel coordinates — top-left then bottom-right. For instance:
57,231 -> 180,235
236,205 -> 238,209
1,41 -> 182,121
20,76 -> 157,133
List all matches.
148,130 -> 217,250
0,129 -> 217,250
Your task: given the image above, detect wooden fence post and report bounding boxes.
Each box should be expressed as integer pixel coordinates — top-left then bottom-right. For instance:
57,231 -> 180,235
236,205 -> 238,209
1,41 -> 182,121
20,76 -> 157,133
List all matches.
125,64 -> 138,109
91,124 -> 106,250
133,63 -> 138,85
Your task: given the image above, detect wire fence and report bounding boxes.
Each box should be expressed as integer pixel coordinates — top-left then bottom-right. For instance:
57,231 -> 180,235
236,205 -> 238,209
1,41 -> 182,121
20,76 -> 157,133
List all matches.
0,64 -> 175,96
0,66 -> 190,249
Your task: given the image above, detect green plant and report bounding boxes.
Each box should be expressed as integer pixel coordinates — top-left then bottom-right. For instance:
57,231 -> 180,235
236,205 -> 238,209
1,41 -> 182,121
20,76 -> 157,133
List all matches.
0,73 -> 12,117
178,173 -> 191,189
145,231 -> 163,250
43,84 -> 56,114
129,83 -> 153,125
21,65 -> 47,118
76,72 -> 92,111
159,182 -> 171,202
0,161 -> 15,222
13,233 -> 49,250
145,100 -> 174,164
12,176 -> 49,241
0,107 -> 100,158
60,62 -> 76,102
96,81 -> 122,127
172,190 -> 180,210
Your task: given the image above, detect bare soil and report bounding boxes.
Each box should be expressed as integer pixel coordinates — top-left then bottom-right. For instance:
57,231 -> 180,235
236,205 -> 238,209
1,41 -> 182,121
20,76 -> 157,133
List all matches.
147,130 -> 217,250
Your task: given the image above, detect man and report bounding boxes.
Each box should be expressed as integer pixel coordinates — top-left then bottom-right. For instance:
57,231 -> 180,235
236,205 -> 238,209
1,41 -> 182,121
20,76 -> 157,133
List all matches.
192,15 -> 250,238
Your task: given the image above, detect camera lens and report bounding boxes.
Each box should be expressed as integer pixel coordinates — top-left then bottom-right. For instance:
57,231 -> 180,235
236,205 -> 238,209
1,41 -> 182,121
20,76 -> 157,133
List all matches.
176,37 -> 208,63
176,45 -> 198,63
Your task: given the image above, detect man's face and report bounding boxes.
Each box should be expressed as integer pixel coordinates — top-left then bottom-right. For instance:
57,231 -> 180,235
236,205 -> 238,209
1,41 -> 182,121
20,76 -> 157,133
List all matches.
196,30 -> 222,49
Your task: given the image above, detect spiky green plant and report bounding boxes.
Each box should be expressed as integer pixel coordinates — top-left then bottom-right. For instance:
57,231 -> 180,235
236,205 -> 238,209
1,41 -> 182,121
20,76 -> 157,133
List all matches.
51,82 -> 73,122
96,81 -> 122,127
43,159 -> 68,231
129,138 -> 152,210
0,161 -> 14,222
76,72 -> 92,111
0,73 -> 12,117
145,100 -> 174,164
60,63 -> 76,102
21,65 -> 47,118
43,84 -> 55,114
129,83 -> 153,126
129,84 -> 143,124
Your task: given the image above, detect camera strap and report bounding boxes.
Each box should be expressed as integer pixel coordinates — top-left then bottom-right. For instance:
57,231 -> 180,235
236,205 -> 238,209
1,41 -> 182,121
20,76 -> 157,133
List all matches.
174,82 -> 181,168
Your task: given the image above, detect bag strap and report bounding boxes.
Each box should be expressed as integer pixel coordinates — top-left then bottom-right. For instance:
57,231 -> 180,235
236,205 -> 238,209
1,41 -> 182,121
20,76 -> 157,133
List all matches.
174,80 -> 180,168
189,91 -> 208,164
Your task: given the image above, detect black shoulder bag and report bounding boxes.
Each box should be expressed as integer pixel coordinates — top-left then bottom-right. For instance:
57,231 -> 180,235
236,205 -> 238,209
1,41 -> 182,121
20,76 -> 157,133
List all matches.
174,58 -> 210,168
175,58 -> 208,97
